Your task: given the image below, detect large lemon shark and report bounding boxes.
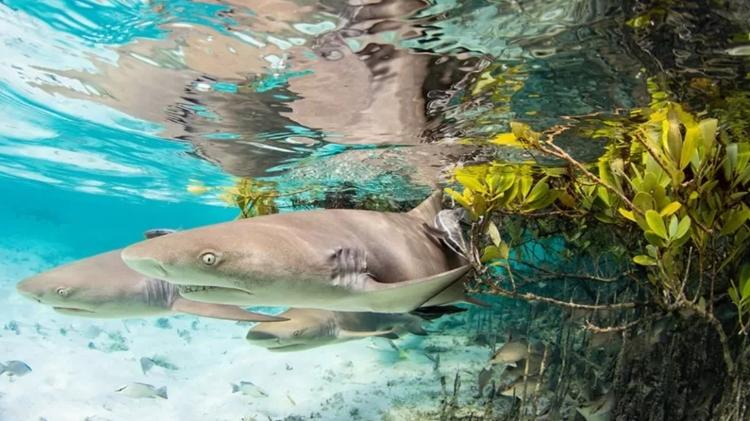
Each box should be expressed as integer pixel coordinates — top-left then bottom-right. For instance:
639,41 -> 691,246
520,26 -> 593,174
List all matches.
121,192 -> 473,313
16,230 -> 285,322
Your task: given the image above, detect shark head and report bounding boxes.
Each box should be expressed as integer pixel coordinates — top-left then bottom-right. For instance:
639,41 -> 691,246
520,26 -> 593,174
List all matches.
245,309 -> 336,351
16,251 -> 140,317
121,221 -> 269,290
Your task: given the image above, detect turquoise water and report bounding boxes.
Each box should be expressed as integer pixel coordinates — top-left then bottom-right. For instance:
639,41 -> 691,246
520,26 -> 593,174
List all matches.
1,0 -> 749,419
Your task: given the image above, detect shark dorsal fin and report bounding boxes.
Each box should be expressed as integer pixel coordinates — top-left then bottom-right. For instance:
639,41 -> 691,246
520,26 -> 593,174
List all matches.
407,191 -> 443,223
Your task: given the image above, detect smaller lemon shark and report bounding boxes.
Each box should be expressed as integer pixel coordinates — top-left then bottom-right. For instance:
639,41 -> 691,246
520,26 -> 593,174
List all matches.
16,230 -> 284,322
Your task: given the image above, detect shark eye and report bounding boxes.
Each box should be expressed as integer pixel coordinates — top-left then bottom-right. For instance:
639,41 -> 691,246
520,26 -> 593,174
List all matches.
200,252 -> 217,266
292,329 -> 305,337
56,287 -> 69,297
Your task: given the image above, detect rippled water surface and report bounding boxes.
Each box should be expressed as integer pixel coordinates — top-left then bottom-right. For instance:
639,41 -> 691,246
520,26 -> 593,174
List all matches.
1,0 -> 750,419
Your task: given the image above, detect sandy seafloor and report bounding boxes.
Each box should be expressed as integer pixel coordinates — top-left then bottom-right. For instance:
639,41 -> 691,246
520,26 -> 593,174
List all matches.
0,244 -> 490,421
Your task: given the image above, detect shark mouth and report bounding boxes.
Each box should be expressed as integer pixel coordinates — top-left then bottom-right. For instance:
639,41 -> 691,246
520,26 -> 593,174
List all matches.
53,306 -> 96,314
178,285 -> 255,305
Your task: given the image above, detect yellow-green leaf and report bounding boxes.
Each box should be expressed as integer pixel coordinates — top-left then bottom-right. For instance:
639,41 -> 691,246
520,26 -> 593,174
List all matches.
456,174 -> 485,194
720,206 -> 750,236
660,201 -> 681,217
487,221 -> 502,247
675,216 -> 691,240
618,208 -> 637,222
480,245 -> 507,263
681,127 -> 698,169
633,255 -> 658,266
645,210 -> 668,240
525,177 -> 550,203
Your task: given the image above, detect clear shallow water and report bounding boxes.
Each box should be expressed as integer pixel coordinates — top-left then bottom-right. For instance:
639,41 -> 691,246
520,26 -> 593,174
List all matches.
1,0 -> 750,419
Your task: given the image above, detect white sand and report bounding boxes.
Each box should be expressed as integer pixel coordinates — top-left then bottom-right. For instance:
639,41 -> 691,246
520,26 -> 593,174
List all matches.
0,247 -> 490,421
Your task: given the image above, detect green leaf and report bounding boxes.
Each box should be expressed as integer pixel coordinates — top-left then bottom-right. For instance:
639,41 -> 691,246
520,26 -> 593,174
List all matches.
596,186 -> 610,206
525,177 -> 550,203
660,201 -> 681,217
675,216 -> 691,240
729,285 -> 740,305
633,255 -> 658,266
487,221 -> 502,247
740,265 -> 750,300
645,210 -> 668,240
633,192 -> 655,212
645,231 -> 665,247
668,215 -> 678,239
720,205 -> 750,236
699,118 -> 718,151
480,245 -> 509,263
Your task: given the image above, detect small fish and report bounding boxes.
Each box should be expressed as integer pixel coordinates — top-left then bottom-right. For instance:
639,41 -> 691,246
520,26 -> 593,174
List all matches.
140,356 -> 178,375
490,340 -> 540,366
231,381 -> 268,398
500,376 -> 542,400
478,367 -> 494,397
577,392 -> 614,421
0,360 -> 32,377
502,354 -> 543,381
116,383 -> 168,399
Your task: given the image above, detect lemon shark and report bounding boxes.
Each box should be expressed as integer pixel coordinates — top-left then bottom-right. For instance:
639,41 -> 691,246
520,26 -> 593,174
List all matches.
16,231 -> 285,322
121,192 -> 472,313
245,307 -> 433,352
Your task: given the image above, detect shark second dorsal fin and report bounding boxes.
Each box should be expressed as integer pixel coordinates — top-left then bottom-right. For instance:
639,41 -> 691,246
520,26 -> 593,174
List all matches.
171,298 -> 288,322
406,191 -> 443,223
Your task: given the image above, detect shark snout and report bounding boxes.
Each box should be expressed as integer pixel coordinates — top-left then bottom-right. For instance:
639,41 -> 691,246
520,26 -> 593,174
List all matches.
120,247 -> 168,279
16,278 -> 42,301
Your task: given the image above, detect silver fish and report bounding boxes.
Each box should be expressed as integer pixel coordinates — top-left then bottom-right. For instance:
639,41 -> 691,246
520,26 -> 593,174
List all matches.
0,360 -> 31,377
231,381 -> 268,398
116,383 -> 168,399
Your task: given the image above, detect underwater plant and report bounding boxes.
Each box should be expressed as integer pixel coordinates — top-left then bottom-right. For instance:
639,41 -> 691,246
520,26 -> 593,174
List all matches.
446,85 -> 750,418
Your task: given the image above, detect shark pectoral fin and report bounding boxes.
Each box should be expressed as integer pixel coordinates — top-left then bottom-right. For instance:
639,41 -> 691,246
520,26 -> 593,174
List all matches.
170,298 -> 288,322
350,265 -> 471,313
338,329 -> 397,339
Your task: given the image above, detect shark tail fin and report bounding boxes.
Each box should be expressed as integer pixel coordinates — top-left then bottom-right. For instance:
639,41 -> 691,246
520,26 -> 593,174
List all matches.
231,384 -> 240,393
407,191 -> 443,223
155,386 -> 168,399
0,363 -> 5,376
171,297 -> 288,323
